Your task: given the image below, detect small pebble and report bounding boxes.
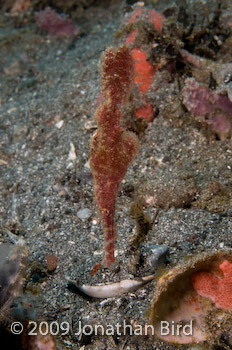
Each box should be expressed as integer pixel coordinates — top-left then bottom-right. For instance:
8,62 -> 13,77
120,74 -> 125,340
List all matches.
141,244 -> 169,272
92,218 -> 99,225
77,208 -> 92,220
4,61 -> 21,76
46,255 -> 58,272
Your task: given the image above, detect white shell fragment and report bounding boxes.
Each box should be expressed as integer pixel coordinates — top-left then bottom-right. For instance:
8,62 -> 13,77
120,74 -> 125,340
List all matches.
67,142 -> 77,161
55,120 -> 64,129
75,274 -> 155,298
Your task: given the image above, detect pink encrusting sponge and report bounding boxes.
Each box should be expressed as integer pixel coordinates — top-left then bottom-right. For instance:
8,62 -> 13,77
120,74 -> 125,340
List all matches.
191,260 -> 232,310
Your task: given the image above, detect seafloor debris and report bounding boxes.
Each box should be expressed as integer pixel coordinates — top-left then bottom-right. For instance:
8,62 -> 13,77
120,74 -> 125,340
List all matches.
10,0 -> 31,13
149,250 -> 232,345
10,292 -> 38,321
180,49 -> 232,102
22,322 -> 57,350
192,180 -> 232,213
35,7 -> 80,37
0,236 -> 28,319
182,77 -> 232,139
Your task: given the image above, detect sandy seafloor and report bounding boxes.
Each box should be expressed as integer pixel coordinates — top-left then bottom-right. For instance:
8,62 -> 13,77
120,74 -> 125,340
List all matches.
0,0 -> 232,349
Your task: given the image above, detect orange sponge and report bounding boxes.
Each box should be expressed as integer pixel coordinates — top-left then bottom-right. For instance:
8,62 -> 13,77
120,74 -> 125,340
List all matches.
132,48 -> 155,93
135,101 -> 154,122
127,8 -> 164,32
124,8 -> 165,121
191,260 -> 232,310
